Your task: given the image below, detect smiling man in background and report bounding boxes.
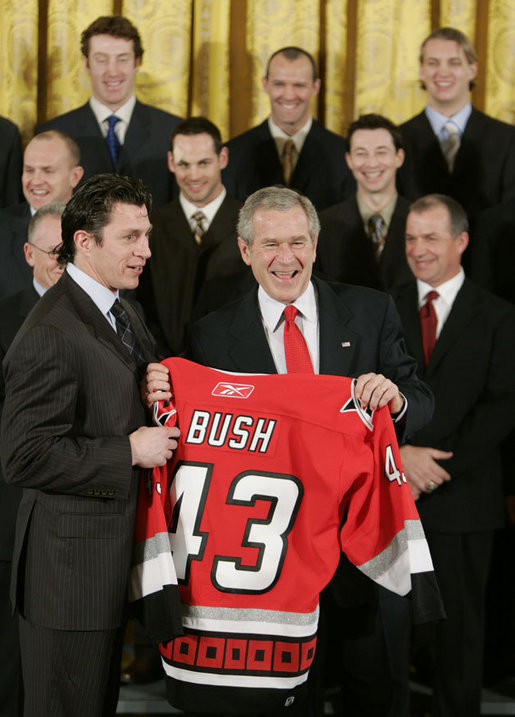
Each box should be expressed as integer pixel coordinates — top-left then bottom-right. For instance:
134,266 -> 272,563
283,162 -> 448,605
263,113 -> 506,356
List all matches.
222,47 -> 355,211
137,117 -> 245,356
37,15 -> 182,208
0,130 -> 83,299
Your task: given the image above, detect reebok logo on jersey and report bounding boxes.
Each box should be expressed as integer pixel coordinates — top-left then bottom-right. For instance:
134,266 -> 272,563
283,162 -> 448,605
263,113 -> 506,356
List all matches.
212,382 -> 255,399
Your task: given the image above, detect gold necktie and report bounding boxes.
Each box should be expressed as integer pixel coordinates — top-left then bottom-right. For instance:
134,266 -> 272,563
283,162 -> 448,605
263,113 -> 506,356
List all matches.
441,121 -> 460,172
281,139 -> 296,187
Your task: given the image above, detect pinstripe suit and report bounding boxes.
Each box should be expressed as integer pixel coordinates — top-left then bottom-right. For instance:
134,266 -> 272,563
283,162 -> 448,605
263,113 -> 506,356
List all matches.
0,271 -> 157,716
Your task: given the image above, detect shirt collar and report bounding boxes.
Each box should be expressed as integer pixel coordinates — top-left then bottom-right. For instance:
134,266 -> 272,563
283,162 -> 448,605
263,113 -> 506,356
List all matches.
258,280 -> 317,333
268,115 -> 313,154
89,94 -> 137,129
425,102 -> 472,137
357,192 -> 398,230
179,186 -> 227,230
416,266 -> 465,307
66,262 -> 119,323
33,278 -> 46,297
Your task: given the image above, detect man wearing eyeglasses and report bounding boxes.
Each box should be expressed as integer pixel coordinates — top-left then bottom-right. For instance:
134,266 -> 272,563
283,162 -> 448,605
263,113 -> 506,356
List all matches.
0,130 -> 83,299
0,202 -> 65,717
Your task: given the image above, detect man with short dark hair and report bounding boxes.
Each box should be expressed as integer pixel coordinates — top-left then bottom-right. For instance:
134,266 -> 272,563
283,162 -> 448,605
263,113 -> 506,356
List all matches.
398,28 -> 515,229
37,15 -> 182,208
394,193 -> 515,717
1,174 -> 181,717
0,130 -> 83,298
222,47 -> 355,211
316,113 -> 413,290
138,116 -> 245,355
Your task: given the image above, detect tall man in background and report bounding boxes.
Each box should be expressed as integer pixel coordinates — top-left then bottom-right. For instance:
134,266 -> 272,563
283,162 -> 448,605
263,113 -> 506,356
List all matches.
37,15 -> 182,208
223,47 -> 355,211
398,27 -> 515,234
1,174 -> 180,717
0,130 -> 83,298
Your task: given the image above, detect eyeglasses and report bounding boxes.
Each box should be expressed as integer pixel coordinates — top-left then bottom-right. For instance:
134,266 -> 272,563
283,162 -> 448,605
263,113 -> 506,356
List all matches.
29,242 -> 62,257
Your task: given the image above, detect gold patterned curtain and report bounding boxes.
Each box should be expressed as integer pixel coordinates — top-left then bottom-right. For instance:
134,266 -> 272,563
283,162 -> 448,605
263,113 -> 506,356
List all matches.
1,0 -> 513,146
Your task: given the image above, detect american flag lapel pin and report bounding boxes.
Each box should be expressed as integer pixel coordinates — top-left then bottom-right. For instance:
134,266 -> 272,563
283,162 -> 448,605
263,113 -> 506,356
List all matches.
341,341 -> 351,348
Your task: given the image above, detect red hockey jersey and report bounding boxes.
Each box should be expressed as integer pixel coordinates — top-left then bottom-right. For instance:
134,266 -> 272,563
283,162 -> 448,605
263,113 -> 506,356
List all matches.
130,357 -> 440,713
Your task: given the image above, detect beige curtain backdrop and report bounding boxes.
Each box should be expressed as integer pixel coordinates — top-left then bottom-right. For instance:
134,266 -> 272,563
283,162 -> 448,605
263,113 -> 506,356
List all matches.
1,0 -> 513,145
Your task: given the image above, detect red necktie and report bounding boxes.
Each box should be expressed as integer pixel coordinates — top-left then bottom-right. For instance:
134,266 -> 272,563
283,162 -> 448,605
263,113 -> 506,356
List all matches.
419,290 -> 439,366
283,305 -> 313,373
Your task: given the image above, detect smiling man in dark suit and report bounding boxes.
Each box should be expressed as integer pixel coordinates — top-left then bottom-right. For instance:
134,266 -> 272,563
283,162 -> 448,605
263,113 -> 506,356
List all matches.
0,130 -> 83,299
398,27 -> 515,234
222,47 -> 355,211
0,174 -> 180,717
137,117 -> 246,356
394,194 -> 515,717
316,113 -> 413,291
37,15 -> 182,209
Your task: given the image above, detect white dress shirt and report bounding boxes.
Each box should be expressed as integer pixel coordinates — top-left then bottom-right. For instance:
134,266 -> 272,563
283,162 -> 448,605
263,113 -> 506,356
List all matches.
67,262 -> 119,331
179,187 -> 227,234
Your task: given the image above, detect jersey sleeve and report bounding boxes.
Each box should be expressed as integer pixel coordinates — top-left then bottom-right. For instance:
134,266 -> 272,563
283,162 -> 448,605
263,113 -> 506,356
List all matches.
129,399 -> 183,642
339,407 -> 444,623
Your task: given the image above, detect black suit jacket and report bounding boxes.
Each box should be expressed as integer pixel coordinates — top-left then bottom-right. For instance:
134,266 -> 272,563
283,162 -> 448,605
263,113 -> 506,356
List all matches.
316,195 -> 413,290
398,108 -> 515,221
0,117 -> 22,209
37,100 -> 182,208
394,278 -> 515,532
138,193 -> 244,356
1,271 -> 157,630
223,119 -> 355,211
0,203 -> 32,299
0,287 -> 39,561
188,277 -> 433,441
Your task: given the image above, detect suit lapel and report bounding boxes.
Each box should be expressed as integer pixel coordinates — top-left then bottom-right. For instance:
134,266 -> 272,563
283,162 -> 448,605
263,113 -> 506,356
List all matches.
315,278 -> 361,376
61,272 -> 138,372
426,280 -> 478,377
394,283 -> 425,373
293,122 -> 324,189
118,101 -> 150,173
227,289 -> 277,373
255,122 -> 284,186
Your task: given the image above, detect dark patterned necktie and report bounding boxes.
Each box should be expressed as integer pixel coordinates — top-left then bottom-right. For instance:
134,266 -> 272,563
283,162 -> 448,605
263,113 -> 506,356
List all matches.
106,115 -> 122,168
283,305 -> 313,373
281,139 -> 296,187
192,211 -> 206,244
110,299 -> 146,366
419,290 -> 439,365
367,214 -> 386,259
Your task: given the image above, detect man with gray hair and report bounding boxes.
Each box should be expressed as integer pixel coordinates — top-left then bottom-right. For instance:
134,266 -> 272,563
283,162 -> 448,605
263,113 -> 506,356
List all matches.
189,185 -> 431,437
0,201 -> 65,717
394,193 -> 515,717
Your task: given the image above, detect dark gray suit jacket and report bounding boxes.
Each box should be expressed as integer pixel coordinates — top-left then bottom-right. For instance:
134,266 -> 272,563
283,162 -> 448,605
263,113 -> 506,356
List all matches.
394,278 -> 515,532
0,286 -> 39,562
0,116 -> 22,209
37,100 -> 182,208
188,276 -> 433,441
1,271 -> 156,630
316,195 -> 413,291
0,203 -> 32,299
138,193 -> 244,356
223,119 -> 355,211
